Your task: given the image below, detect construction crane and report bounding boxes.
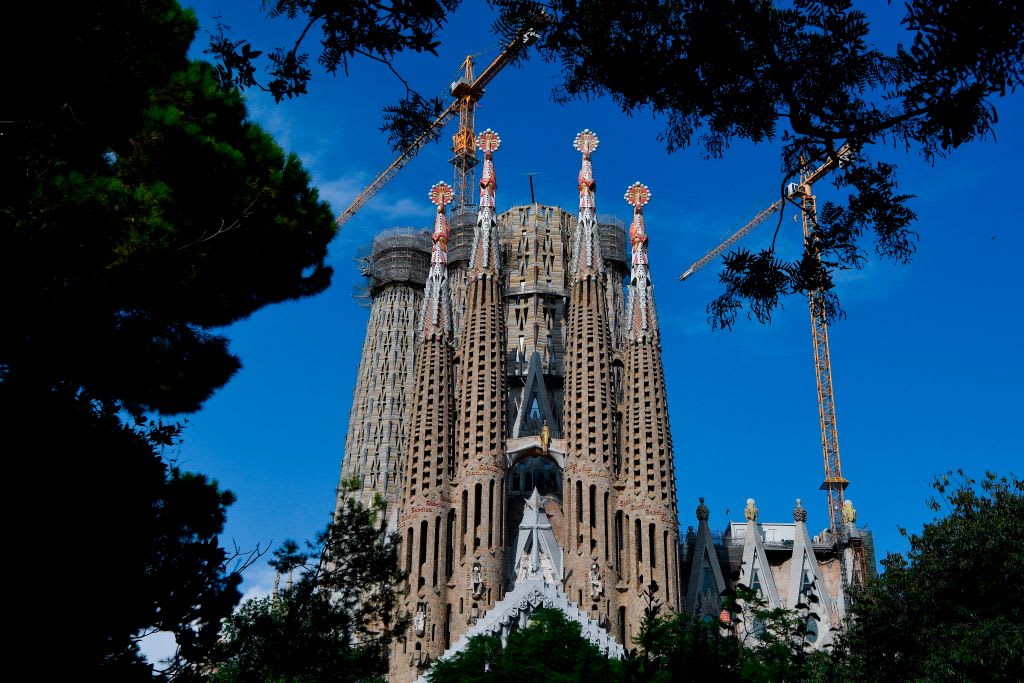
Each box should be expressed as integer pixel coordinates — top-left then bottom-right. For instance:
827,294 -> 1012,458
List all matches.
335,22 -> 541,226
679,145 -> 854,533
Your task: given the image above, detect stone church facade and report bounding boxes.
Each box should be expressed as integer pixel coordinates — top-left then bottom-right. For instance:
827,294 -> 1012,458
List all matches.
336,129 -> 868,681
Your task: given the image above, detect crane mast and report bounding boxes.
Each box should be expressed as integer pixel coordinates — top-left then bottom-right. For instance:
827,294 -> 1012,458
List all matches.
335,24 -> 539,226
798,176 -> 849,533
449,56 -> 479,210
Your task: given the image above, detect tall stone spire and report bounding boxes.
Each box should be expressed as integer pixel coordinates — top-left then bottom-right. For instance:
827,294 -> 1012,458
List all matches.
469,129 -> 501,275
392,182 -> 457,681
336,228 -> 430,518
571,129 -> 604,278
451,129 -> 508,644
620,182 -> 681,620
614,184 -> 679,618
624,182 -> 659,341
422,181 -> 455,339
561,129 -> 618,628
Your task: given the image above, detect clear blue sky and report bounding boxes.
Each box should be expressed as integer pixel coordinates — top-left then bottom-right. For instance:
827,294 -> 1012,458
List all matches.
179,1 -> 1023,596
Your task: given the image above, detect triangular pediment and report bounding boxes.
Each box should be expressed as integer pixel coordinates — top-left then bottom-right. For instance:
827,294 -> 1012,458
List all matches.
684,521 -> 727,620
739,520 -> 781,609
786,514 -> 836,648
511,488 -> 563,586
512,351 -> 558,438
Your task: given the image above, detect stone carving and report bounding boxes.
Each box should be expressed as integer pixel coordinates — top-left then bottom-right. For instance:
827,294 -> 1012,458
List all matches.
515,552 -> 531,583
744,498 -> 758,522
696,497 -> 710,521
842,499 -> 857,524
414,604 -> 426,636
540,553 -> 557,585
793,498 -> 807,523
589,563 -> 603,599
471,562 -> 484,598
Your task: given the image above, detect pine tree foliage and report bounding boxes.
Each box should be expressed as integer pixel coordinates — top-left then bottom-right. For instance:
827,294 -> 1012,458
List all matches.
3,385 -> 243,679
3,0 -> 336,417
2,1 -> 337,676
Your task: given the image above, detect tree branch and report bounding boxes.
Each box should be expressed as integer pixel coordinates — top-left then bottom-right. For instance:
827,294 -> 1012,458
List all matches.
352,48 -> 416,98
176,200 -> 257,251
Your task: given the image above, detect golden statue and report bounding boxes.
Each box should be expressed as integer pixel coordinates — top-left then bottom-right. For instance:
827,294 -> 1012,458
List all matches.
540,419 -> 551,455
842,499 -> 857,524
744,498 -> 758,522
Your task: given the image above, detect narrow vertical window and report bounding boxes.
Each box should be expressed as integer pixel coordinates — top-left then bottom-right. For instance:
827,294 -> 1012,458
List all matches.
589,485 -> 597,528
432,516 -> 441,586
576,481 -> 583,524
488,479 -> 494,548
419,519 -> 429,587
460,490 -> 468,558
663,530 -> 670,599
498,477 -> 505,547
635,519 -> 642,563
406,526 -> 414,573
473,483 -> 482,549
446,509 -> 455,578
603,491 -> 610,560
615,511 -> 623,574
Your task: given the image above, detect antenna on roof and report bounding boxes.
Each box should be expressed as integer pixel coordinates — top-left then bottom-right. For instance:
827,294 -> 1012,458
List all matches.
526,172 -> 539,204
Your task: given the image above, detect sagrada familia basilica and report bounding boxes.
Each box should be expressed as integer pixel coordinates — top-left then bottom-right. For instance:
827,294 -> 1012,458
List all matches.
336,130 -> 874,682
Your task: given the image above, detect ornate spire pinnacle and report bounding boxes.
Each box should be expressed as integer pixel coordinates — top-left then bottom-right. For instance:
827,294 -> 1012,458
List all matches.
696,496 -> 710,522
469,129 -> 501,274
793,498 -> 808,523
624,181 -> 659,341
428,181 -> 453,271
421,181 -> 454,338
571,129 -> 603,278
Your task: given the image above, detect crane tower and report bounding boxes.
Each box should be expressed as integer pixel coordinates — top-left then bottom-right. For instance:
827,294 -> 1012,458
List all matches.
679,147 -> 854,534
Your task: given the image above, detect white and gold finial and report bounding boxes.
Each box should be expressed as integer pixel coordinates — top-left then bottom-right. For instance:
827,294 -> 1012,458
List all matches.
573,129 -> 599,156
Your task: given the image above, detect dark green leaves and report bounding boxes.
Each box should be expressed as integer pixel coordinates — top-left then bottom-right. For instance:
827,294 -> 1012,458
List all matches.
381,92 -> 446,151
212,499 -> 408,682
841,471 -> 1024,682
428,608 -> 625,683
4,8 -> 336,417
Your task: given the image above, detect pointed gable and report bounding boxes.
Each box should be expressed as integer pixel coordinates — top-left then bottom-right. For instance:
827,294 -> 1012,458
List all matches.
738,502 -> 781,609
684,499 -> 728,620
511,488 -> 563,586
786,500 -> 836,648
512,351 -> 559,438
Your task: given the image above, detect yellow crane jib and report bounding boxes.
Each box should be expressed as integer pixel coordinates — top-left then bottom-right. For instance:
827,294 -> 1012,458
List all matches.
678,144 -> 853,281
